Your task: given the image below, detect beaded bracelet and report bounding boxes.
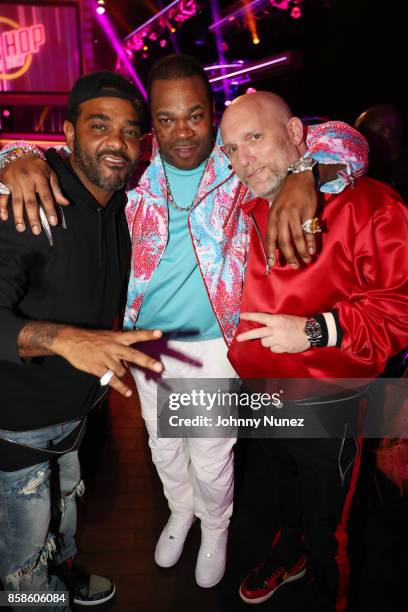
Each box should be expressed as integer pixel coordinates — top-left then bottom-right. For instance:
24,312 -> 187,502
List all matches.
0,144 -> 45,172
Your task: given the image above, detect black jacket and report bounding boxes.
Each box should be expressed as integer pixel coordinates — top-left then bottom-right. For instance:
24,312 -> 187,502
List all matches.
0,150 -> 131,431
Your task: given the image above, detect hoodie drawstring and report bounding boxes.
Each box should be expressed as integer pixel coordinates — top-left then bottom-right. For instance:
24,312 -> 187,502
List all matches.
97,208 -> 104,269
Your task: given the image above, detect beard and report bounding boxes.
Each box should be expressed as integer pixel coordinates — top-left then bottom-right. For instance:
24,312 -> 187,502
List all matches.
248,168 -> 288,200
73,140 -> 136,192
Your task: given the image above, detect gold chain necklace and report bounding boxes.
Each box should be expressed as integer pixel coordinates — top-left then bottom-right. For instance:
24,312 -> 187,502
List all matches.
162,157 -> 208,213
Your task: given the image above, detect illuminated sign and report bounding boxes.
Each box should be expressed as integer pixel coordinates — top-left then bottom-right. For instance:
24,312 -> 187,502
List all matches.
0,16 -> 45,80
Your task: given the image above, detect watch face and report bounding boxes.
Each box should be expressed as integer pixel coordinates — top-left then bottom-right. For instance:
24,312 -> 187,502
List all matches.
290,158 -> 316,172
305,320 -> 322,339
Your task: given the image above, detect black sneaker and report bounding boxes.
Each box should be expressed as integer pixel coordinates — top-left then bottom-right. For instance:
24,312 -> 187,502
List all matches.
54,560 -> 116,606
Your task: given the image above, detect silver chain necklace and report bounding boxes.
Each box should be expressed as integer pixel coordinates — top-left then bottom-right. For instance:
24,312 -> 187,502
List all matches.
162,157 -> 208,213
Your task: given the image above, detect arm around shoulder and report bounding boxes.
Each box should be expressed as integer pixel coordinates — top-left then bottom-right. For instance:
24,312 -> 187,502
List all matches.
305,121 -> 369,193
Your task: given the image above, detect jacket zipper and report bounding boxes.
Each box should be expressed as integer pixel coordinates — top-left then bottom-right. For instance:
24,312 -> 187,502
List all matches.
338,423 -> 359,486
250,212 -> 270,276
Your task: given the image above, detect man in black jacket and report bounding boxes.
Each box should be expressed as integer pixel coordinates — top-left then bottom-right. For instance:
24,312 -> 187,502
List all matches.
0,72 -> 162,609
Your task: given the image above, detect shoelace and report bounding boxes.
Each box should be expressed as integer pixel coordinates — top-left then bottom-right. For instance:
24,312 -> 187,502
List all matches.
263,566 -> 284,588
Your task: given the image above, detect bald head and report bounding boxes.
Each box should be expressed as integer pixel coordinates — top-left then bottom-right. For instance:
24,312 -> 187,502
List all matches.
354,103 -> 405,163
221,91 -> 305,200
224,91 -> 293,126
354,103 -> 404,135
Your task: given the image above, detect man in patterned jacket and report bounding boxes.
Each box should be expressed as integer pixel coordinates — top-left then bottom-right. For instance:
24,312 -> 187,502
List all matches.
0,55 -> 368,589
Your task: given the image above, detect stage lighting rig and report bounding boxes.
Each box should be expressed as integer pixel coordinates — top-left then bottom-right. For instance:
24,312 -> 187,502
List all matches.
124,0 -> 198,59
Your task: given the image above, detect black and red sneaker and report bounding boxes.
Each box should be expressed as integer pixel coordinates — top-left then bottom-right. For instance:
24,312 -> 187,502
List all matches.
239,553 -> 307,604
54,559 -> 116,606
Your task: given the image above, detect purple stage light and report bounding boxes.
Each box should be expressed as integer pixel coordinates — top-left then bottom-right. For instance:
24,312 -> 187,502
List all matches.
123,1 -> 197,56
205,61 -> 247,94
125,0 -> 180,37
204,62 -> 244,71
209,0 -> 230,103
271,0 -> 290,8
96,6 -> 105,15
124,1 -> 196,41
94,3 -> 147,100
210,0 -> 264,31
208,53 -> 290,84
210,0 -> 295,31
2,109 -> 11,118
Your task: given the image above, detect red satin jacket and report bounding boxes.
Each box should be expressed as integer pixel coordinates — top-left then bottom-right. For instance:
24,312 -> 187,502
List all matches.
228,178 -> 408,379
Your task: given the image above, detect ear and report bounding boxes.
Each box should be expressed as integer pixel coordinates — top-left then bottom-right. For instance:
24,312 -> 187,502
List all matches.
63,120 -> 75,152
286,117 -> 304,147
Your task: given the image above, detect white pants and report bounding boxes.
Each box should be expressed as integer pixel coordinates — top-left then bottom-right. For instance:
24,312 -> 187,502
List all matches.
131,337 -> 237,532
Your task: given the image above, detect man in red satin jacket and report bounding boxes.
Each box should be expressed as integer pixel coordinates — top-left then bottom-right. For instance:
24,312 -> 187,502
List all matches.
221,92 -> 408,612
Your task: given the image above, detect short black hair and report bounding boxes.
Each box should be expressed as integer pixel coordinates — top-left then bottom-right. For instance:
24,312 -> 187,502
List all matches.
67,71 -> 145,125
147,54 -> 213,104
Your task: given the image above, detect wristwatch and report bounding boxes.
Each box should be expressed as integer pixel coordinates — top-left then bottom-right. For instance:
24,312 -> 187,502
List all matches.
304,316 -> 324,347
0,182 -> 10,195
287,157 -> 317,173
287,157 -> 320,186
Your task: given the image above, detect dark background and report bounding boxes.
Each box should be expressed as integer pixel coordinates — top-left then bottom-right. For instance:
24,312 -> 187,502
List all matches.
0,0 -> 404,134
92,0 -> 405,125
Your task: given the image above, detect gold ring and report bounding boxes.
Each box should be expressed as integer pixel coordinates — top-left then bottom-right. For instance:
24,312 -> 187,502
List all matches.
301,217 -> 322,234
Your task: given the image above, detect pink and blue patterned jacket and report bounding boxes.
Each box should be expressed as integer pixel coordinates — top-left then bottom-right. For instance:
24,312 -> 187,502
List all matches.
123,122 -> 368,345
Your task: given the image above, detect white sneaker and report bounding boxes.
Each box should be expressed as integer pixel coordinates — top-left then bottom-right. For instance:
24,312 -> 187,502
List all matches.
154,514 -> 195,568
195,528 -> 228,588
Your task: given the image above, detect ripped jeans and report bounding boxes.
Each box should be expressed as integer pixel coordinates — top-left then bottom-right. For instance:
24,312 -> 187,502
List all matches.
0,420 -> 84,611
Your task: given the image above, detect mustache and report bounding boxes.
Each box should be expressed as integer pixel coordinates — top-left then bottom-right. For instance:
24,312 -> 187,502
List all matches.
245,168 -> 261,181
172,141 -> 200,149
97,149 -> 130,163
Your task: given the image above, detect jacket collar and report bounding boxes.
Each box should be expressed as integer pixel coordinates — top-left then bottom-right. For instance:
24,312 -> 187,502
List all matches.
241,196 -> 268,216
138,129 -> 235,203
